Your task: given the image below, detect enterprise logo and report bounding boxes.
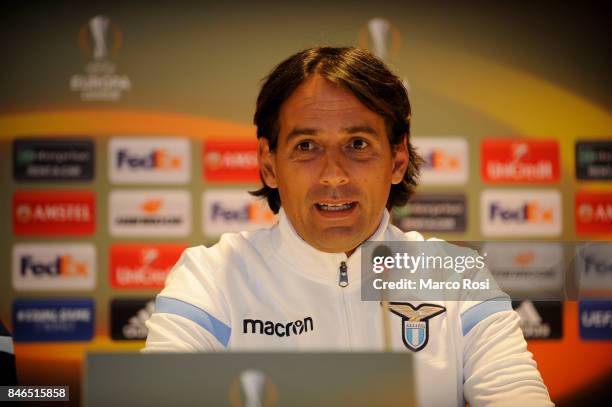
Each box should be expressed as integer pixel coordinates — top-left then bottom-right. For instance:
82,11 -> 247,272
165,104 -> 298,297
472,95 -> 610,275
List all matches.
243,317 -> 314,338
393,194 -> 466,233
13,138 -> 94,181
109,137 -> 190,184
480,190 -> 561,237
576,141 -> 612,180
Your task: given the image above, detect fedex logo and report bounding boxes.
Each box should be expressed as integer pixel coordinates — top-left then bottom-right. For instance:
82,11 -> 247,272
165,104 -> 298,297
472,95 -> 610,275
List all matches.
203,140 -> 259,182
21,255 -> 87,276
12,243 -> 96,291
202,190 -> 276,236
13,190 -> 95,236
110,243 -> 187,289
489,202 -> 554,223
576,243 -> 612,292
576,191 -> 612,235
481,139 -> 559,183
116,149 -> 182,169
422,149 -> 460,171
481,190 -> 561,237
211,202 -> 274,223
109,137 -> 190,184
412,137 -> 468,185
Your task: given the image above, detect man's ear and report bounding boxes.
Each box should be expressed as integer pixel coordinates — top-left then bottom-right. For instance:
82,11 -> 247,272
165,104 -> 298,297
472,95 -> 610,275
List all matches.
391,135 -> 409,185
258,138 -> 278,188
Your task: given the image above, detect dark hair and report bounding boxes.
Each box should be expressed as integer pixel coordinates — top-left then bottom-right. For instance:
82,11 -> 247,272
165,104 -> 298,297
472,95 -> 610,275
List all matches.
251,46 -> 421,214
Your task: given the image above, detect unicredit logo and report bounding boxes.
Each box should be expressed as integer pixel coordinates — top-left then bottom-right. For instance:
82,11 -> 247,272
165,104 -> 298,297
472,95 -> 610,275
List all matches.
20,255 -> 88,277
116,149 -> 182,170
110,244 -> 186,289
489,202 -> 554,223
481,139 -> 559,183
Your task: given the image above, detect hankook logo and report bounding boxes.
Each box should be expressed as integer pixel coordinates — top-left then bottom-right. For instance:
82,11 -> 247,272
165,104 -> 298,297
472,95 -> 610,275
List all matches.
243,317 -> 313,337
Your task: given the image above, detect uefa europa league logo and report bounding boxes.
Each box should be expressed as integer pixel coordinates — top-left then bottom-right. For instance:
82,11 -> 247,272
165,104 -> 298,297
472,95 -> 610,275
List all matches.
89,15 -> 110,60
239,369 -> 266,407
359,17 -> 409,90
72,14 -> 130,101
229,369 -> 278,407
359,17 -> 402,64
78,14 -> 121,62
368,18 -> 391,61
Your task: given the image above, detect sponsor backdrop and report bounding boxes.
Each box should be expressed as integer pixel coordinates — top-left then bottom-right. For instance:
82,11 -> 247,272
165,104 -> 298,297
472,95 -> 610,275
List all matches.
1,1 -> 611,404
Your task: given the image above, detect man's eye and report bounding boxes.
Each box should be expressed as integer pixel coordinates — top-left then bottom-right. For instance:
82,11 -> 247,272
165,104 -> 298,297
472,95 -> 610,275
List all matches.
296,141 -> 313,151
351,139 -> 368,150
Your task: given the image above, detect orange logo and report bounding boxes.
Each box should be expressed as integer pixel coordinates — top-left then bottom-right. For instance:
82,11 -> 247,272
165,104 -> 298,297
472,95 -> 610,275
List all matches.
141,199 -> 162,214
514,252 -> 535,267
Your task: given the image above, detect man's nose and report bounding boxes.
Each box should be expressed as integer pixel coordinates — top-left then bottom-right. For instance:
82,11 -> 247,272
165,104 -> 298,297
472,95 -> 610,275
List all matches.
319,150 -> 349,187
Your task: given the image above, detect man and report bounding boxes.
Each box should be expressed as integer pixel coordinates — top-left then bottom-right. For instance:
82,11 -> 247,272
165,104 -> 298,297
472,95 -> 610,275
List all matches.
144,47 -> 552,406
1,319 -> 17,385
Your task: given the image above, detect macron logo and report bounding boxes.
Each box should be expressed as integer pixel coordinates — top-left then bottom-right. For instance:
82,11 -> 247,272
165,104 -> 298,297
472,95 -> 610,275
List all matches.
243,317 -> 314,337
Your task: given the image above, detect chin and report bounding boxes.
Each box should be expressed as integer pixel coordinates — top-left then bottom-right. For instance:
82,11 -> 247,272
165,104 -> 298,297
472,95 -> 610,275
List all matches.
314,234 -> 360,253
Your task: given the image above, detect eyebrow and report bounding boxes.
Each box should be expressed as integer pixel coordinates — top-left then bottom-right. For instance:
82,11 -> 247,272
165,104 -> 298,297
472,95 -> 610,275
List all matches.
286,125 -> 379,143
286,127 -> 318,143
343,126 -> 379,137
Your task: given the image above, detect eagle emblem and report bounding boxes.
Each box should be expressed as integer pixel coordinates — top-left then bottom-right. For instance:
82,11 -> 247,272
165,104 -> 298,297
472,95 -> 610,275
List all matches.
386,302 -> 446,352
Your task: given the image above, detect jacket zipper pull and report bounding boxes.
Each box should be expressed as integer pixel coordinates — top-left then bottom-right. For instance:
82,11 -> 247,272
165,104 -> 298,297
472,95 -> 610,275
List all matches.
339,261 -> 348,287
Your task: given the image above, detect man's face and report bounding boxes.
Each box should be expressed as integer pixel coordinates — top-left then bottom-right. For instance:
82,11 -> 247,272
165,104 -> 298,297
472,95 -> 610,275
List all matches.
259,74 -> 409,255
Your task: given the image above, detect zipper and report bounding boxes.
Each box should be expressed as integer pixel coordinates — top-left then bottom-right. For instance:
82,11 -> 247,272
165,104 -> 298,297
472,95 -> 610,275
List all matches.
338,260 -> 353,349
338,261 -> 348,287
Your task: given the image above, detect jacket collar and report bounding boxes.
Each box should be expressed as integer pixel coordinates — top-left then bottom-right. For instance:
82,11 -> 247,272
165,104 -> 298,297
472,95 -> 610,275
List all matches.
269,208 -> 391,286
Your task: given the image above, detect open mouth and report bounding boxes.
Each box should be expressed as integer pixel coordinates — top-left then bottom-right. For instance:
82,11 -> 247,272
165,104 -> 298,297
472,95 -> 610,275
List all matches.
315,202 -> 357,213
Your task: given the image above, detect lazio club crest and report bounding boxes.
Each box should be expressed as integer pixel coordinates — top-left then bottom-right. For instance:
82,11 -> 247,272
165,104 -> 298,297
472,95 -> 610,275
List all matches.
387,302 -> 446,352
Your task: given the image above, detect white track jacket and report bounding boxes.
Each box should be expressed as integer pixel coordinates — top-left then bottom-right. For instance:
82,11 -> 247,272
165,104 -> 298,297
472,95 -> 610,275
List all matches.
144,209 -> 553,406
